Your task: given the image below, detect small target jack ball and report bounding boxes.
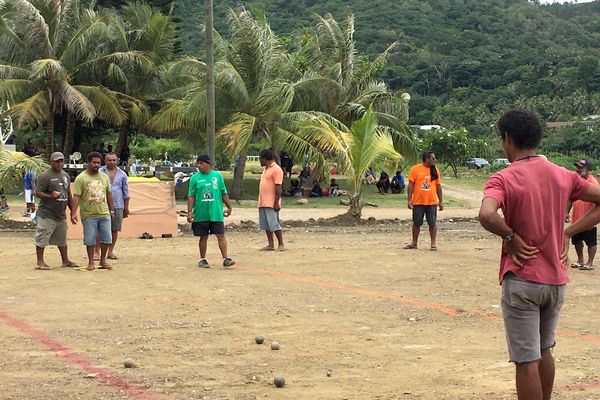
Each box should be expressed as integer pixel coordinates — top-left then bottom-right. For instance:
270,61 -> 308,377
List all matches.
255,335 -> 264,344
274,376 -> 285,388
271,341 -> 280,350
123,358 -> 136,368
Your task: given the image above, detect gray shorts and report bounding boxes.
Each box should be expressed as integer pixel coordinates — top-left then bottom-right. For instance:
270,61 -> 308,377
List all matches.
258,207 -> 282,231
412,205 -> 437,227
35,217 -> 67,247
111,208 -> 124,232
501,273 -> 566,364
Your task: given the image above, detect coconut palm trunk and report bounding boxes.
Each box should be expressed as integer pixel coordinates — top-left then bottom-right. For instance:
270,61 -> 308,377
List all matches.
62,112 -> 76,156
45,114 -> 55,161
230,148 -> 248,200
116,119 -> 130,158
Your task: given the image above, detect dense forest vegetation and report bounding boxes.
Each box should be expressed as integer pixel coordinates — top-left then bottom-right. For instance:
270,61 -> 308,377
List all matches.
4,0 -> 600,172
168,0 -> 600,131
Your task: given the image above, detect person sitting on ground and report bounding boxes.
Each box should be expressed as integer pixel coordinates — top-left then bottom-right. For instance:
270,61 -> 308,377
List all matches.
329,179 -> 340,197
286,179 -> 300,197
300,169 -> 314,197
364,167 -> 376,185
376,171 -> 390,194
391,171 -> 406,194
310,181 -> 323,197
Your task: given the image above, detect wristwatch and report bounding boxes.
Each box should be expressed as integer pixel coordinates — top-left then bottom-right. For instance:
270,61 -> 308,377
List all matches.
502,231 -> 515,241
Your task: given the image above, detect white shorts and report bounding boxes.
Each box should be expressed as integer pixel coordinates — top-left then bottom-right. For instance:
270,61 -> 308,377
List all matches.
25,189 -> 34,203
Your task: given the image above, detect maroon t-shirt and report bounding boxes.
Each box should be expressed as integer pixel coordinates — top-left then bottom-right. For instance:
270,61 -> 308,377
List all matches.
483,156 -> 589,285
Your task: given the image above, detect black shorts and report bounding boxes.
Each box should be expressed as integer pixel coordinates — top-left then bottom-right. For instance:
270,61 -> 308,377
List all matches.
192,221 -> 225,236
571,227 -> 597,247
412,205 -> 437,227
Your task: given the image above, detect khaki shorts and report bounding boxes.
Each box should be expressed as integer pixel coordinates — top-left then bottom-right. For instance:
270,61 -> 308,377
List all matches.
35,217 -> 67,247
111,208 -> 124,232
501,273 -> 566,364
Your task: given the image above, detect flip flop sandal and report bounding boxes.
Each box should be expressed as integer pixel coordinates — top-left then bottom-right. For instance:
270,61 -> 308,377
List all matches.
579,264 -> 594,271
403,244 -> 417,249
570,262 -> 583,268
34,266 -> 52,270
430,246 -> 438,251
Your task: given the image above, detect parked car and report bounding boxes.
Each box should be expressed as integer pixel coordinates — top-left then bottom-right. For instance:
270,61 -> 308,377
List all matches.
492,158 -> 511,167
466,157 -> 490,169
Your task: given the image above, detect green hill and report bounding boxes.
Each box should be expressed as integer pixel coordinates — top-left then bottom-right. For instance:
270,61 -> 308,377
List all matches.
171,0 -> 600,126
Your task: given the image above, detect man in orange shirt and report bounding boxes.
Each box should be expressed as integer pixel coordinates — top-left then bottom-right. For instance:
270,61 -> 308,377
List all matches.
568,159 -> 599,270
258,149 -> 285,251
404,151 -> 444,251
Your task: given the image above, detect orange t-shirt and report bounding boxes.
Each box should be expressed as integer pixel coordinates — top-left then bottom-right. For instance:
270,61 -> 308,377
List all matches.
408,164 -> 441,206
258,161 -> 284,208
571,174 -> 599,223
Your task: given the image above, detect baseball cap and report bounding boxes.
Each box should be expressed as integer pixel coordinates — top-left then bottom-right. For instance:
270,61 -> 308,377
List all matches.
575,159 -> 591,169
51,152 -> 65,161
196,154 -> 212,164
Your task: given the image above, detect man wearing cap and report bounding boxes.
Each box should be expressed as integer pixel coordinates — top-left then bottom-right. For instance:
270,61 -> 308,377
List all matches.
567,159 -> 599,271
34,152 -> 79,270
187,154 -> 234,268
71,152 -> 113,271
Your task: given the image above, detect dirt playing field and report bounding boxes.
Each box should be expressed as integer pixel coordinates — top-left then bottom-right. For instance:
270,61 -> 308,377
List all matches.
1,202 -> 599,399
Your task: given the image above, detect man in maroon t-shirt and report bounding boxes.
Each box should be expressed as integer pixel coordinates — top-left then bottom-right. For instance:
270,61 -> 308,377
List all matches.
479,109 -> 600,400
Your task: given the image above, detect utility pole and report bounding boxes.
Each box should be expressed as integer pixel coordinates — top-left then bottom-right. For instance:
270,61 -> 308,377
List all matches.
205,0 -> 215,161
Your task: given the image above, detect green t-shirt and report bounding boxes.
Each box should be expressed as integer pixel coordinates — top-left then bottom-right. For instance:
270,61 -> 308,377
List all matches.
188,170 -> 227,222
73,171 -> 111,219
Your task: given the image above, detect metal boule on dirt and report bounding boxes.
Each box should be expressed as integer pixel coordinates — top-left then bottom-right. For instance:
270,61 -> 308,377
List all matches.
123,358 -> 137,368
326,369 -> 332,377
274,376 -> 285,388
255,335 -> 264,344
270,341 -> 280,350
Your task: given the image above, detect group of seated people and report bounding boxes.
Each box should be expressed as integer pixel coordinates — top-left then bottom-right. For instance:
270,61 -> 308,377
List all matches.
372,170 -> 405,194
284,168 -> 342,198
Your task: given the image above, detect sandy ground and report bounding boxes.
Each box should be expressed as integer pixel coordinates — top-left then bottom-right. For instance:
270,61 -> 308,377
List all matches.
1,214 -> 599,399
1,185 -> 599,399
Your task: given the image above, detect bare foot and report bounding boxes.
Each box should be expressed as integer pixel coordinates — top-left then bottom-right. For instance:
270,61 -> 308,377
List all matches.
98,262 -> 112,270
259,246 -> 275,251
403,243 -> 418,249
61,261 -> 80,268
93,254 -> 101,261
277,246 -> 286,252
86,264 -> 95,271
107,254 -> 118,260
35,263 -> 52,270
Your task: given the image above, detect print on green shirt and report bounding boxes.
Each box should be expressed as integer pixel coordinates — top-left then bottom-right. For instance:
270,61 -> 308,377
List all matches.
73,172 -> 111,219
188,170 -> 227,222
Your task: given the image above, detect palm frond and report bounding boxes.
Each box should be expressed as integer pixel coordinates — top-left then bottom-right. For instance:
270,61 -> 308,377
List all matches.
0,78 -> 35,104
29,59 -> 69,82
217,112 -> 255,156
3,90 -> 48,129
0,145 -> 48,191
58,82 -> 96,124
0,64 -> 30,79
74,85 -> 126,125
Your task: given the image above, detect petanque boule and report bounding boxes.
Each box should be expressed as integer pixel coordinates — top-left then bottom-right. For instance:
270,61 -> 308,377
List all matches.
270,341 -> 280,350
123,358 -> 137,368
255,335 -> 264,344
273,376 -> 285,388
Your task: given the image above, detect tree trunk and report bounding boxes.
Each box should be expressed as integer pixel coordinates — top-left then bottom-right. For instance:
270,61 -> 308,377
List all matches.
229,147 -> 248,200
62,112 -> 76,156
45,114 -> 55,161
205,0 -> 215,161
347,192 -> 362,219
115,119 -> 130,158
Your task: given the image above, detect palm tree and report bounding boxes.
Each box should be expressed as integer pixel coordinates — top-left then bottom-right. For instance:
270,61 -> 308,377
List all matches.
152,7 -> 331,199
103,1 -> 176,157
294,13 -> 411,135
284,107 -> 410,218
0,0 -> 152,159
0,143 -> 47,194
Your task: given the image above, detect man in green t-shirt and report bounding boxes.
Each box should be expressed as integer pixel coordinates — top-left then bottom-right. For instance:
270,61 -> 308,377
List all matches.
71,152 -> 114,271
187,154 -> 234,268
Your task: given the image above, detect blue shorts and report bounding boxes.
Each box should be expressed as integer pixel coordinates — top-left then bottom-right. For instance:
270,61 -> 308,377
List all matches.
83,216 -> 112,246
258,207 -> 282,231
